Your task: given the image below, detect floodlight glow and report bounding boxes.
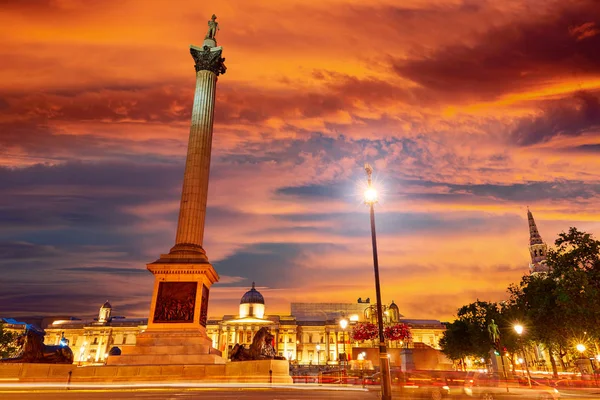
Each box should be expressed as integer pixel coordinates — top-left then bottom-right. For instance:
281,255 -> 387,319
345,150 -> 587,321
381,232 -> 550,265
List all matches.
577,344 -> 586,353
339,318 -> 348,330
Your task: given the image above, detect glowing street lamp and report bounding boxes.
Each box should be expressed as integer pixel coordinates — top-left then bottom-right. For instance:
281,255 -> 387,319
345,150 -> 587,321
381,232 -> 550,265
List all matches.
577,344 -> 586,354
513,324 -> 532,387
340,318 -> 348,367
514,324 -> 524,335
364,163 -> 392,400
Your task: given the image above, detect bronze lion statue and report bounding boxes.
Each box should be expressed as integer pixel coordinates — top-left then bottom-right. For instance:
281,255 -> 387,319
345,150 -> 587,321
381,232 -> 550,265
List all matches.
0,327 -> 74,364
230,327 -> 286,361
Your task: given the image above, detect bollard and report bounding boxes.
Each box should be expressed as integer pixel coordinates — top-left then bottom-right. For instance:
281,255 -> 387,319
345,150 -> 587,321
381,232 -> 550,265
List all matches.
269,369 -> 272,384
66,370 -> 72,390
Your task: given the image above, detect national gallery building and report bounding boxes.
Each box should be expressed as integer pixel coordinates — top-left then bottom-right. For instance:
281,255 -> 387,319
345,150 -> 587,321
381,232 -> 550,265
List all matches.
3,284 -> 446,367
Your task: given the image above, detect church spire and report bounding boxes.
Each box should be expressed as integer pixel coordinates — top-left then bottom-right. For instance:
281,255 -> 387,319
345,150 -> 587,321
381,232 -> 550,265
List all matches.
527,208 -> 549,274
527,207 -> 544,245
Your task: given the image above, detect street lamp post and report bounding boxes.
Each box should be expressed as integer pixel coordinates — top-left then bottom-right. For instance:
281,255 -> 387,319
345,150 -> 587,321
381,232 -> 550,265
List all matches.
316,344 -> 321,366
340,318 -> 348,367
576,343 -> 595,382
364,163 -> 392,400
514,324 -> 532,388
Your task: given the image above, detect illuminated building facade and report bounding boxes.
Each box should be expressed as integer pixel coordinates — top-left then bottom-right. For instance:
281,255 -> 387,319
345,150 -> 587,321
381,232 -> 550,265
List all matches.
44,301 -> 147,365
3,285 -> 445,366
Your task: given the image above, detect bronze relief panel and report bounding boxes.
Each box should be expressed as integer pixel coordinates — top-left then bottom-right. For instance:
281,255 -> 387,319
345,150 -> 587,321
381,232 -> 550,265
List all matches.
153,282 -> 197,323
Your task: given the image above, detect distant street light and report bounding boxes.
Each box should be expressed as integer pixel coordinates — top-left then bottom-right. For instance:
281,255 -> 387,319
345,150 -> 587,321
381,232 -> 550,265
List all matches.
364,163 -> 392,400
340,318 -> 348,367
514,324 -> 532,387
577,344 -> 586,354
316,344 -> 321,366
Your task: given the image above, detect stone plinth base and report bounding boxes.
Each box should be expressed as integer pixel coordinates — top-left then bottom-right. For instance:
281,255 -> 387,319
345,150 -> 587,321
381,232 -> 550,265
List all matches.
0,364 -> 73,383
0,360 -> 292,384
225,360 -> 293,384
107,330 -> 224,366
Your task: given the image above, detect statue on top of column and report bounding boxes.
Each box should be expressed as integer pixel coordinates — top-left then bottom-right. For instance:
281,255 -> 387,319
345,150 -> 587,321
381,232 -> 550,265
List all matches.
206,14 -> 219,40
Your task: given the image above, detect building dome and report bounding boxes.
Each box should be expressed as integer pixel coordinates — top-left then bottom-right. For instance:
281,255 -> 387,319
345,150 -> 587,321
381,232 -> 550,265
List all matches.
240,282 -> 264,305
388,300 -> 401,323
239,282 -> 265,319
98,300 -> 112,324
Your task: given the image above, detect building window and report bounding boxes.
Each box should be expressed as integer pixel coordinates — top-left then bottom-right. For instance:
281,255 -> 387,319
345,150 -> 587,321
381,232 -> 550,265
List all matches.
93,337 -> 98,345
246,332 -> 252,343
308,351 -> 314,361
320,336 -> 324,343
308,334 -> 313,343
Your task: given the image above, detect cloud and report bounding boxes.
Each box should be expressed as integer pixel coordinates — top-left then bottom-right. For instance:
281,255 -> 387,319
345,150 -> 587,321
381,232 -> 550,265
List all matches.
511,91 -> 600,146
60,266 -> 148,275
1,0 -> 600,323
393,0 -> 600,101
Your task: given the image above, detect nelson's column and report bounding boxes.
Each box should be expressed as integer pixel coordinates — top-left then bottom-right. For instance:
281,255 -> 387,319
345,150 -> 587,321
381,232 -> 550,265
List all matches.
109,15 -> 227,365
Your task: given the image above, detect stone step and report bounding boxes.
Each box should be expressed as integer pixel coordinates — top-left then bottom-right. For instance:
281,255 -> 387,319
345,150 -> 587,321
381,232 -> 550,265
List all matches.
135,334 -> 212,347
119,344 -> 212,355
106,353 -> 224,366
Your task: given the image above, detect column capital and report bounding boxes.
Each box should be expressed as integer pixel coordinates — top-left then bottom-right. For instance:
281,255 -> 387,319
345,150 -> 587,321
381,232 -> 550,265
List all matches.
190,45 -> 227,75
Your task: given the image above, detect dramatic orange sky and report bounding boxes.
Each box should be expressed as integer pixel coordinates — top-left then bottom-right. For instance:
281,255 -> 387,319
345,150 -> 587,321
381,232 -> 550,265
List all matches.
1,0 -> 599,322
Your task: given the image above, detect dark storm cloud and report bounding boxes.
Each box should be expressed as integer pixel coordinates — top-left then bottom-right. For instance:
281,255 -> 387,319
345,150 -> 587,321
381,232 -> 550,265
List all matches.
0,161 -> 182,191
569,144 -> 600,153
0,81 -> 194,125
0,241 -> 61,261
511,91 -> 600,146
214,75 -> 409,124
393,0 -> 600,100
60,266 -> 148,275
0,280 -> 151,317
276,182 -> 348,200
271,211 -> 523,238
444,180 -> 600,202
213,242 -> 348,288
0,161 -> 184,238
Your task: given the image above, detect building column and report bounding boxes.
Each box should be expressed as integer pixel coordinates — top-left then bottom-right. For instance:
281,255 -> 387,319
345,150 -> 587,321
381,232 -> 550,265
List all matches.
325,328 -> 330,363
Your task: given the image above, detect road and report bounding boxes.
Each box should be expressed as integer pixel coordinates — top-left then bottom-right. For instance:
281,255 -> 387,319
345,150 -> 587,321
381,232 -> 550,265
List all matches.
0,385 -> 379,400
1,385 -> 599,399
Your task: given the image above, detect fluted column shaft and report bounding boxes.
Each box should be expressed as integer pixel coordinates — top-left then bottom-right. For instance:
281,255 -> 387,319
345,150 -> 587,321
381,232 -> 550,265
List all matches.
172,70 -> 217,252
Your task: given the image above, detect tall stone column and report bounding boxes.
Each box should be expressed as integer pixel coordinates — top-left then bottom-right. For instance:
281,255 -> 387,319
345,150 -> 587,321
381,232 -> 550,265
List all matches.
170,42 -> 226,256
107,33 -> 226,367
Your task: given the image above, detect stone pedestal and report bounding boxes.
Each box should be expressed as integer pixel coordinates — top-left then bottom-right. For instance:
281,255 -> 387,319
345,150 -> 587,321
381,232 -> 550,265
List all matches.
0,361 -> 292,384
225,360 -> 293,384
401,348 -> 416,371
106,329 -> 223,366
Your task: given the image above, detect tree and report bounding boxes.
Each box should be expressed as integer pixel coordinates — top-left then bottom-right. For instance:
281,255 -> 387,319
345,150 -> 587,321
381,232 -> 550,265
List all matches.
439,319 -> 471,366
0,322 -> 18,359
549,228 -> 600,340
506,274 -> 567,378
439,300 -> 501,361
504,228 -> 600,378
